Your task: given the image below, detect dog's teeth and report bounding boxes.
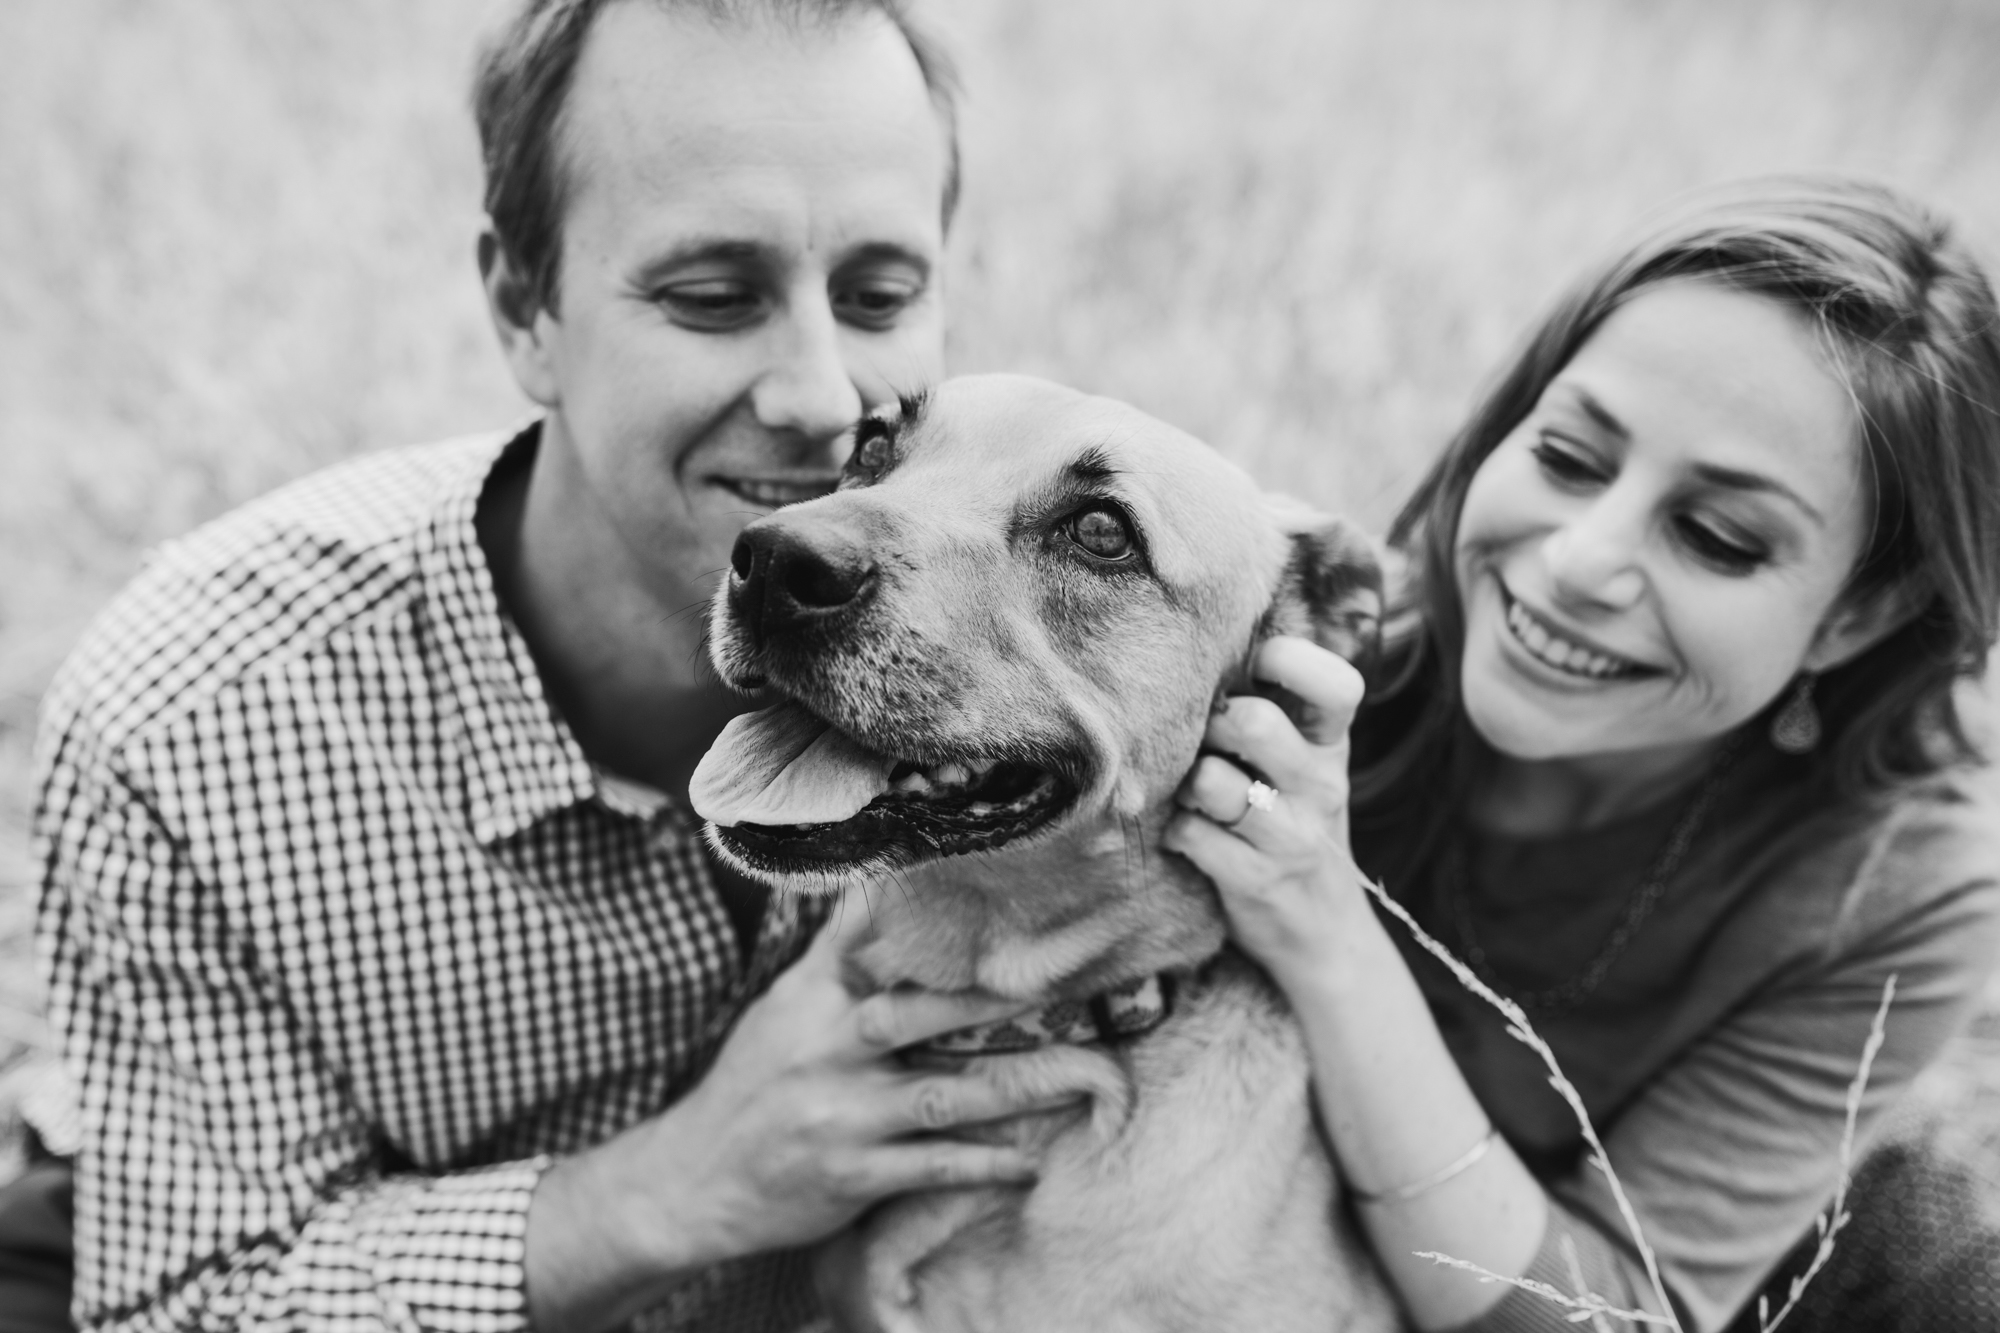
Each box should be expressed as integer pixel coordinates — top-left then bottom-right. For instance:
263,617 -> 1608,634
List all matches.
967,801 -> 994,816
929,763 -> 970,788
893,771 -> 933,794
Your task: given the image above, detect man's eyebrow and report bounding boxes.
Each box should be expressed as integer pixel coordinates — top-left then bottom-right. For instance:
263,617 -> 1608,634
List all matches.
827,242 -> 935,286
1688,463 -> 1826,526
628,238 -> 767,285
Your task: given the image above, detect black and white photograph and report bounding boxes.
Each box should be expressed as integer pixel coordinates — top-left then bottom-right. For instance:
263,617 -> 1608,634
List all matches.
4,2 -> 2000,1331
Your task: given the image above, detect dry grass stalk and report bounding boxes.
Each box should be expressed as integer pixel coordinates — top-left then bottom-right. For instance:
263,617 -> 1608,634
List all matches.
1362,876 -> 1899,1333
1752,974 -> 1897,1333
1358,878 -> 1684,1329
1561,1231 -> 1618,1333
1412,1250 -> 1672,1327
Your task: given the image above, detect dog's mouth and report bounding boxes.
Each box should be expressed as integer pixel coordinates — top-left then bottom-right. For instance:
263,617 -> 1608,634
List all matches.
688,701 -> 1078,879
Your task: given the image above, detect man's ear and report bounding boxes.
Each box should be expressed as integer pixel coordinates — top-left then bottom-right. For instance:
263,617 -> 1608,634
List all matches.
1261,509 -> 1385,666
1802,577 -> 1930,672
479,228 -> 562,408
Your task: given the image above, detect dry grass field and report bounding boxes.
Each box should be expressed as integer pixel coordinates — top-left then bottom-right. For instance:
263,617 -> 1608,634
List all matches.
6,0 -> 2000,1196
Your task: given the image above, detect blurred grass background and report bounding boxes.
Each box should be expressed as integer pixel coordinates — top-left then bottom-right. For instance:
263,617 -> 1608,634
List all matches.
6,0 -> 2000,1179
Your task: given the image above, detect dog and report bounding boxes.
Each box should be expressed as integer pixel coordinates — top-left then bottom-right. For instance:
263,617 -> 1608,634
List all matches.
691,374 -> 1399,1332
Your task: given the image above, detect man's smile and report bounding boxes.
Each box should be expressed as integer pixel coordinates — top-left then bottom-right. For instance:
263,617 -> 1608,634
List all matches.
710,473 -> 841,509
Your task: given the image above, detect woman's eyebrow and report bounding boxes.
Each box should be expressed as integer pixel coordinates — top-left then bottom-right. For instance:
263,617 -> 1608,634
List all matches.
1569,387 -> 1630,441
1688,462 -> 1826,526
1563,385 -> 1826,527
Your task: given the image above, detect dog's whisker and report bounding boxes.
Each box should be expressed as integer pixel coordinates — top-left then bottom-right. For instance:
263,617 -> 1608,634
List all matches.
886,868 -> 919,918
1118,812 -> 1137,893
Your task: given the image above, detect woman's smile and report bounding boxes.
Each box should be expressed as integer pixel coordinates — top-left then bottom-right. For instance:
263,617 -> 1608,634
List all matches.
1496,580 -> 1654,681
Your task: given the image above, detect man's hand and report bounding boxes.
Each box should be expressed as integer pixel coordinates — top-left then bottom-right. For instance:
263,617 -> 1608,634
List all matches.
524,908 -> 1064,1332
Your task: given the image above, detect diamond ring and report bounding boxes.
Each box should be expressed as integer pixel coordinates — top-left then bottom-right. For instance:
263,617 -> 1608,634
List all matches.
1222,778 -> 1279,828
1245,779 -> 1279,813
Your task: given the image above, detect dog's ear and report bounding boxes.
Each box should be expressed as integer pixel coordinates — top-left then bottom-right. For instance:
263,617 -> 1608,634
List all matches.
1261,506 -> 1384,666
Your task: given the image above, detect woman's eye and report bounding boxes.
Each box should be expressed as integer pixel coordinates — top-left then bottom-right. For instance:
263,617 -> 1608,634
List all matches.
1530,437 -> 1607,489
1069,507 -> 1135,561
1674,515 -> 1768,574
833,275 -> 923,331
658,282 -> 763,331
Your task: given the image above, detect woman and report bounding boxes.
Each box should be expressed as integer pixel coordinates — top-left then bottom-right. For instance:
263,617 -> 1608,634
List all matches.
1166,177 -> 2000,1333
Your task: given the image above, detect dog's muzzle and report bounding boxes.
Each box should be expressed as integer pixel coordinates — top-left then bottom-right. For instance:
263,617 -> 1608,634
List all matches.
728,516 -> 878,652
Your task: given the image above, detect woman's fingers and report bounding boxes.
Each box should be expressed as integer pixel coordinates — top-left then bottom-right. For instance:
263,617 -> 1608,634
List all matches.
1204,694 -> 1343,802
1163,807 -> 1273,885
1252,636 -> 1365,747
1177,752 -> 1258,825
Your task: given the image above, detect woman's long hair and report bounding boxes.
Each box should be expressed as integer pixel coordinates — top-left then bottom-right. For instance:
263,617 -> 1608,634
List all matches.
1353,177 -> 2000,885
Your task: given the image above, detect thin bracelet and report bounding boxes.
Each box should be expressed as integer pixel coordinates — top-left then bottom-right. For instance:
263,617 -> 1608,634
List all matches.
1350,1127 -> 1501,1206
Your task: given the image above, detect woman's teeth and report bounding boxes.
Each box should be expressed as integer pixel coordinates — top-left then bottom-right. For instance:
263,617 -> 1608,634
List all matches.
1504,597 -> 1636,680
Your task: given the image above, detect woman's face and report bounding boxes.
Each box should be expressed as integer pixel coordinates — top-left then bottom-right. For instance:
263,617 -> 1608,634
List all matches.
1454,279 -> 1874,767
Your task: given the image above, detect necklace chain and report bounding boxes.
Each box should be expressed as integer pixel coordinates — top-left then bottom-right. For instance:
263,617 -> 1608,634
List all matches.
1447,738 -> 1743,1015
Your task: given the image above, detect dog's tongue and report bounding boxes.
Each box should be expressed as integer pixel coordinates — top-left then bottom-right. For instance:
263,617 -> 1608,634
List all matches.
690,701 -> 895,827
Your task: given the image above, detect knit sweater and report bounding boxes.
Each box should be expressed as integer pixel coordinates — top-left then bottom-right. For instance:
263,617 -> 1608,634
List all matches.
1364,746 -> 2000,1333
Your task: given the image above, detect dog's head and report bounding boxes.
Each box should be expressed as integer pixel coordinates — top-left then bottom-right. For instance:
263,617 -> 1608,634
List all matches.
692,374 -> 1379,892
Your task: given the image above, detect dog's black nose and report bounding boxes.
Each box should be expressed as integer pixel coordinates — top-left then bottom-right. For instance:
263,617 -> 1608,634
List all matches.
729,516 -> 878,645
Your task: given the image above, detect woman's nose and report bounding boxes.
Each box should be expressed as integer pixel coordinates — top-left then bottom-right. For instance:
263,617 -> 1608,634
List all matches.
1542,506 -> 1647,611
750,297 -> 864,442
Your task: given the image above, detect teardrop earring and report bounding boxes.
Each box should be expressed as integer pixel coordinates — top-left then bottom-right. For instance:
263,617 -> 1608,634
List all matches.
1770,674 -> 1822,755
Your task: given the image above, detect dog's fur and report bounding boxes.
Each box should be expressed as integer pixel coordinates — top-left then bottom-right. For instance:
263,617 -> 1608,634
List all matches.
698,375 -> 1399,1332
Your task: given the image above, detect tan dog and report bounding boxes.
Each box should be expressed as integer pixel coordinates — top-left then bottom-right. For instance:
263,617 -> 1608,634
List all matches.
692,374 -> 1398,1332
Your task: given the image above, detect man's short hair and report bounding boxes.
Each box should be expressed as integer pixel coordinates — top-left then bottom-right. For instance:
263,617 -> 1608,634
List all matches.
473,0 -> 961,317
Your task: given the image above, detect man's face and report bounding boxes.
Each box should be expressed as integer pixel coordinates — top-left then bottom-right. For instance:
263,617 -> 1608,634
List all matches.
503,2 -> 949,621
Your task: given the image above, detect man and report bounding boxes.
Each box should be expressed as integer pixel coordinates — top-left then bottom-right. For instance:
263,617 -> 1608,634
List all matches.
27,3 -> 1064,1329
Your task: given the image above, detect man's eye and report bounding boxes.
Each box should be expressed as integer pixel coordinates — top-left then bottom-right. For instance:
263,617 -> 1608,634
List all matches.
1069,506 -> 1136,561
833,276 -> 922,331
1530,437 -> 1607,489
1674,515 -> 1768,574
658,282 -> 763,331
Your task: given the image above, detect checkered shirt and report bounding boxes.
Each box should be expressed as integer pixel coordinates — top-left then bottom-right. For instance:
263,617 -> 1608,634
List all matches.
34,427 -> 826,1332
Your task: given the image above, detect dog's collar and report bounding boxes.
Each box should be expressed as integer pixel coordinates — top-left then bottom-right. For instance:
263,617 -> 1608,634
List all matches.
913,973 -> 1177,1058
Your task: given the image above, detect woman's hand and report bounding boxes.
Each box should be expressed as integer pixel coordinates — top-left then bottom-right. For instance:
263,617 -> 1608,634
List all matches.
1163,635 -> 1370,977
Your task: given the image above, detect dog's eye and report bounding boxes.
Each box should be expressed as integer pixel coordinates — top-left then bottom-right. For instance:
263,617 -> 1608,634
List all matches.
844,417 -> 898,487
1070,507 -> 1135,561
857,430 -> 894,475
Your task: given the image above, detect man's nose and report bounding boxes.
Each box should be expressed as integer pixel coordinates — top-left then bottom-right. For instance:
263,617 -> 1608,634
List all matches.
1542,503 -> 1647,611
728,513 -> 878,649
750,296 -> 864,443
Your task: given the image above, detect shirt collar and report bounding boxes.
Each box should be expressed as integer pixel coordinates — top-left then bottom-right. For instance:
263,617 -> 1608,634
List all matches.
417,420 -> 601,846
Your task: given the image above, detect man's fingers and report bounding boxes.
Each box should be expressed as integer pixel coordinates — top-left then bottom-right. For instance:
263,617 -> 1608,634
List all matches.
1252,636 -> 1365,746
850,987 -> 1032,1055
891,1077 -> 1084,1135
864,1142 -> 1040,1195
